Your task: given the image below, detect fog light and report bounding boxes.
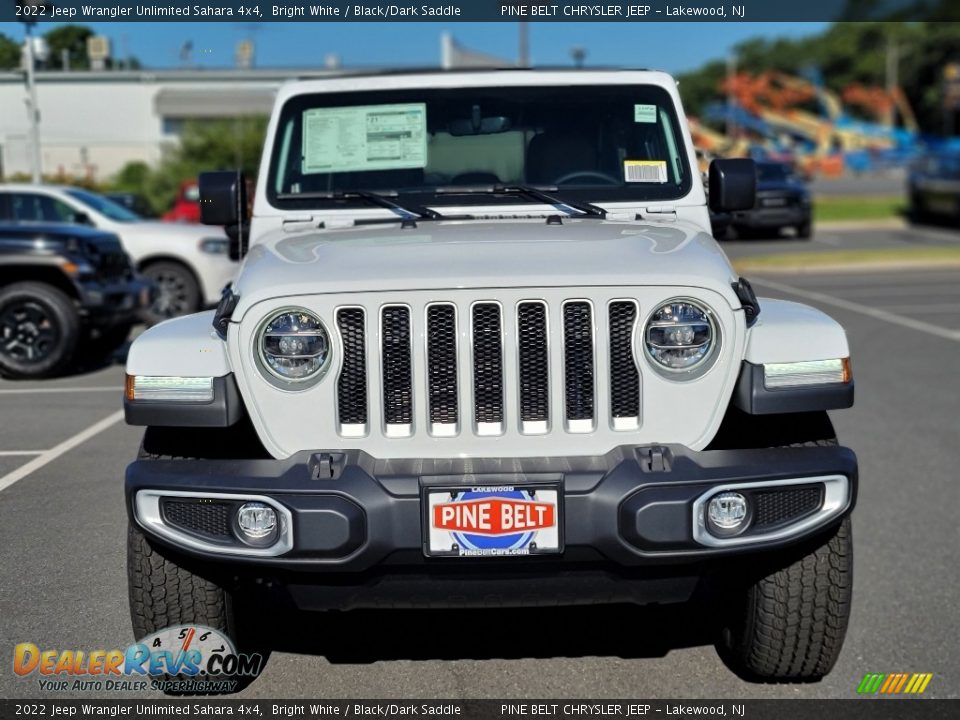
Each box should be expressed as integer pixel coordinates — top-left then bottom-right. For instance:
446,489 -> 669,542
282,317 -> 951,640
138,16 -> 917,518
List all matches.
706,492 -> 749,536
236,502 -> 278,544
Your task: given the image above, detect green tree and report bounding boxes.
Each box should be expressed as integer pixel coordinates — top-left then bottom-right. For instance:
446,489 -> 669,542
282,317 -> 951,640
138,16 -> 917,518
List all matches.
109,117 -> 268,215
0,32 -> 20,70
44,24 -> 93,70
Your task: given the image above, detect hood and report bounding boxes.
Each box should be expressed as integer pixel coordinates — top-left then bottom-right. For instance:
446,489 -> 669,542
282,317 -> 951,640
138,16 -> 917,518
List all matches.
232,218 -> 739,317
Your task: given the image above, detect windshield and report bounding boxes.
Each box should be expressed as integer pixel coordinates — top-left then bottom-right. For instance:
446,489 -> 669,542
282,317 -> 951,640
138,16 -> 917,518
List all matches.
756,163 -> 792,183
268,84 -> 692,210
65,188 -> 142,222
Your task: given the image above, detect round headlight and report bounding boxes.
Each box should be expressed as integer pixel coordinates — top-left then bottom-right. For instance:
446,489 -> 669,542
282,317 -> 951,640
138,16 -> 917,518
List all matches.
257,309 -> 330,385
644,299 -> 717,373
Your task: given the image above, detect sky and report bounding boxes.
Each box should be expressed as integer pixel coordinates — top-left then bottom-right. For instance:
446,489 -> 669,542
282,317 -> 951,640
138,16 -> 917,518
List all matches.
4,21 -> 830,73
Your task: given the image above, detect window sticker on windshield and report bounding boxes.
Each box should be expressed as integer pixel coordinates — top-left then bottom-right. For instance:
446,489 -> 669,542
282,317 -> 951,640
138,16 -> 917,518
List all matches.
302,103 -> 427,174
624,160 -> 668,183
634,104 -> 657,123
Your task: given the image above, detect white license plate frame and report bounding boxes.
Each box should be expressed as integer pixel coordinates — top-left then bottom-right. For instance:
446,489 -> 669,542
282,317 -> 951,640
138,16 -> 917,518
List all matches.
422,484 -> 563,558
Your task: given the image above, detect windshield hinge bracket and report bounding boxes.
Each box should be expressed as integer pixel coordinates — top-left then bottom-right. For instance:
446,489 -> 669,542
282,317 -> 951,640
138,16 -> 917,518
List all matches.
282,216 -> 319,232
636,207 -> 678,222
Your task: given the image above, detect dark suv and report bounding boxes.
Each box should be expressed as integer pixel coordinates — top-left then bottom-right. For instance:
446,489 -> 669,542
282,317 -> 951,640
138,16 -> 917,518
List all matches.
0,222 -> 152,378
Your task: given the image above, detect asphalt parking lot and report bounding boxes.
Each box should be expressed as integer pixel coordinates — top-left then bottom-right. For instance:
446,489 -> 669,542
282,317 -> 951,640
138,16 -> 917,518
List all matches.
1,225 -> 958,700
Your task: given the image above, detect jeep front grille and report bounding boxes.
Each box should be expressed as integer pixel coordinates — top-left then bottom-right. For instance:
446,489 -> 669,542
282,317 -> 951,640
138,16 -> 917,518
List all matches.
334,297 -> 643,440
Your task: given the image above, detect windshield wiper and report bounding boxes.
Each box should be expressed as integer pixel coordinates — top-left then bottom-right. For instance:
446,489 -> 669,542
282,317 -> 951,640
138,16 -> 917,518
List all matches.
435,184 -> 606,219
276,189 -> 446,221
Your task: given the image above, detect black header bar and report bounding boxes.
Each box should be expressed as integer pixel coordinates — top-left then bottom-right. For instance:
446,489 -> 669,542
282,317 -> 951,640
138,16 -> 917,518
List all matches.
6,0 -> 960,23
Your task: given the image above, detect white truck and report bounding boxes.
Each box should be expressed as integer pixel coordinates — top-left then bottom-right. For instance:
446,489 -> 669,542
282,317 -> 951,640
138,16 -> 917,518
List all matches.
122,70 -> 857,690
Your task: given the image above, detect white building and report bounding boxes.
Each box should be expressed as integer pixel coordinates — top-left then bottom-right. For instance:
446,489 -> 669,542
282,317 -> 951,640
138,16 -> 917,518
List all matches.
0,68 -> 346,181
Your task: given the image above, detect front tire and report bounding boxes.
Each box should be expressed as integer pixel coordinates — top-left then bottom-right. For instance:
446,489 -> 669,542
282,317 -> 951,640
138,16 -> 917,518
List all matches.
127,523 -> 268,694
0,282 -> 80,379
127,523 -> 234,642
717,516 -> 852,681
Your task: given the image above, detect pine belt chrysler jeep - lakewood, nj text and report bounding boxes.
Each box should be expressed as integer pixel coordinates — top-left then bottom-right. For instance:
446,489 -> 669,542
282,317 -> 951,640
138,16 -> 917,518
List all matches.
122,70 -> 857,690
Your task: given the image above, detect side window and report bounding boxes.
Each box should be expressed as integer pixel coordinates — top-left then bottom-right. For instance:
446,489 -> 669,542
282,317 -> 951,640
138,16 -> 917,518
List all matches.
50,197 -> 78,222
0,194 -> 11,220
11,193 -> 78,223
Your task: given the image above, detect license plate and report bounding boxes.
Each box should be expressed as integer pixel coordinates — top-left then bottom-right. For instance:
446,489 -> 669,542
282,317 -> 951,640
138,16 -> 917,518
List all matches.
762,197 -> 787,207
423,485 -> 562,557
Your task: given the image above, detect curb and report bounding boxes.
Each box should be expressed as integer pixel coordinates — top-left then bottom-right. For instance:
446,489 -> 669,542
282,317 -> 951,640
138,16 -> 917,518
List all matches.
814,218 -> 908,231
734,258 -> 960,275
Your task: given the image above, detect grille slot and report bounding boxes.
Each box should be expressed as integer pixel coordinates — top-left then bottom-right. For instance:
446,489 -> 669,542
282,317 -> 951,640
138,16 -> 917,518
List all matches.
426,303 -> 458,435
336,308 -> 368,435
517,302 -> 549,433
161,499 -> 233,542
752,486 -> 823,529
381,305 -> 413,435
562,301 -> 595,431
609,301 -> 640,429
471,303 -> 504,434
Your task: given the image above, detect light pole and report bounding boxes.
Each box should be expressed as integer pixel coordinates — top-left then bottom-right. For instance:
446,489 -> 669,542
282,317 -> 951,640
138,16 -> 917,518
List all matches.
21,20 -> 43,183
518,21 -> 529,68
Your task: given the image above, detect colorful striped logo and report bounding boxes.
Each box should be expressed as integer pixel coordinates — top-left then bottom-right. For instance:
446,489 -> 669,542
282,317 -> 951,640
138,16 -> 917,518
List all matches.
857,672 -> 933,695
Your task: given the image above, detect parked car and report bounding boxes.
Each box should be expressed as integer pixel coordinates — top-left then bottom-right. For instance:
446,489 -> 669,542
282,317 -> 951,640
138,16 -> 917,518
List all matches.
162,180 -> 202,224
729,161 -> 813,238
0,185 -> 236,324
908,151 -> 960,222
105,192 -> 156,219
123,69 -> 856,692
0,222 -> 151,378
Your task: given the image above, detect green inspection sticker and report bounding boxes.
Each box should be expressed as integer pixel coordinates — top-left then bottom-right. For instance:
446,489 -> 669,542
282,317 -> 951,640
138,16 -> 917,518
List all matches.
634,104 -> 657,123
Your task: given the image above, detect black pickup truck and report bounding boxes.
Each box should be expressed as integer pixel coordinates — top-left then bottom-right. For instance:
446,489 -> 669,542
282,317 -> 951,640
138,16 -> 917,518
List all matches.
0,222 -> 152,378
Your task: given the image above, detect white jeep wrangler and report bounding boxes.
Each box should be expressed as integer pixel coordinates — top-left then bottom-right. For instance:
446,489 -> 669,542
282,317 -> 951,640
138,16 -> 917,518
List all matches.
123,70 -> 856,688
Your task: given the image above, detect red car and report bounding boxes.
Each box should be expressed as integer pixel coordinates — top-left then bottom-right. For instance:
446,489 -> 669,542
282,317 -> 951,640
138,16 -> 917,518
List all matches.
162,180 -> 201,223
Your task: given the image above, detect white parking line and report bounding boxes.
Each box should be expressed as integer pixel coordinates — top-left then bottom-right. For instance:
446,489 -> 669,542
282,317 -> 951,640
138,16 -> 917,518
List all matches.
881,303 -> 960,314
0,386 -> 121,395
0,410 -> 124,493
0,450 -> 45,456
753,277 -> 960,342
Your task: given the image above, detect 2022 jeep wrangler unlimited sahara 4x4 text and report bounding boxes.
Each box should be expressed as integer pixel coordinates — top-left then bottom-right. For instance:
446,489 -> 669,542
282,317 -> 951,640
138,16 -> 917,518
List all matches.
122,70 -> 856,688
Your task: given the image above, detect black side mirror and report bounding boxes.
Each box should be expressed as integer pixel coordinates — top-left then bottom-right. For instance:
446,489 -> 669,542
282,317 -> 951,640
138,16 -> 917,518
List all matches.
72,212 -> 93,226
709,158 -> 756,212
199,171 -> 249,261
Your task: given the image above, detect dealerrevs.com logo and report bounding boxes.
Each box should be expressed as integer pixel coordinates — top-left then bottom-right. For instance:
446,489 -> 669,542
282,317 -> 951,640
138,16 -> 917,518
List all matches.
14,625 -> 264,693
857,672 -> 934,695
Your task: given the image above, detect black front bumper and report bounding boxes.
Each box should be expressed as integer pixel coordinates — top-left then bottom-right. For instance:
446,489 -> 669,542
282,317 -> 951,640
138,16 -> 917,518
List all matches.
126,444 -> 857,573
77,276 -> 153,326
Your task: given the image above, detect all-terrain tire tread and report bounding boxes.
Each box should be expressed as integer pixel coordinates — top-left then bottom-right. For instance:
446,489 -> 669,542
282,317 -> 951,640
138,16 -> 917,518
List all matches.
127,524 -> 229,640
731,517 -> 852,679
